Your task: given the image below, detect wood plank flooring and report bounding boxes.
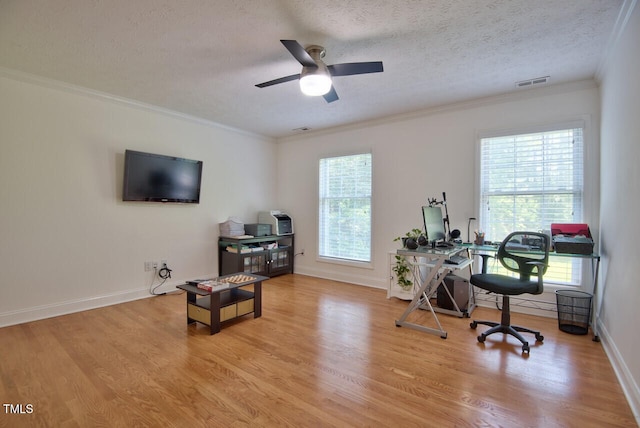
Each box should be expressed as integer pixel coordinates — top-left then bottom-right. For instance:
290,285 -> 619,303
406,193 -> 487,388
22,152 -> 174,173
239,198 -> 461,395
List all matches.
0,274 -> 636,427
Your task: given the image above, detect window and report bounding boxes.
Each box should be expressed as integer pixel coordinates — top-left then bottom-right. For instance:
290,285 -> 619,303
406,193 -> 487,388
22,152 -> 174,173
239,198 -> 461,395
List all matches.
479,124 -> 584,285
319,153 -> 372,263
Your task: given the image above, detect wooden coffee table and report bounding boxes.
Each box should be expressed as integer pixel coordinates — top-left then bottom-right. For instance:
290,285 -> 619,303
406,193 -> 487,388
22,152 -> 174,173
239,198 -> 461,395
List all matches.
176,273 -> 268,334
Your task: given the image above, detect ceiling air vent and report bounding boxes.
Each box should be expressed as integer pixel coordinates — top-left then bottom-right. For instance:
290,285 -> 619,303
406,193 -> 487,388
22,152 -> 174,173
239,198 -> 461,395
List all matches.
515,76 -> 550,88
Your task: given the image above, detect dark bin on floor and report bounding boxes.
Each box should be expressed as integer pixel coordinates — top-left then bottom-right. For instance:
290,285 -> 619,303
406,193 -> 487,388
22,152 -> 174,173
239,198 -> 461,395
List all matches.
555,290 -> 592,335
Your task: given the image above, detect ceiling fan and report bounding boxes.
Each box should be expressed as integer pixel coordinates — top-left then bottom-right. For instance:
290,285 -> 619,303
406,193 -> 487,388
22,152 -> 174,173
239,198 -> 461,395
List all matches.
255,40 -> 384,103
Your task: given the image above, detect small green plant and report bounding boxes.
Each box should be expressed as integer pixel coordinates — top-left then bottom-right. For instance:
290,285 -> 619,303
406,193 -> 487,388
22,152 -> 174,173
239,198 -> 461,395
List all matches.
393,228 -> 424,249
392,227 -> 424,291
393,228 -> 423,243
392,254 -> 413,290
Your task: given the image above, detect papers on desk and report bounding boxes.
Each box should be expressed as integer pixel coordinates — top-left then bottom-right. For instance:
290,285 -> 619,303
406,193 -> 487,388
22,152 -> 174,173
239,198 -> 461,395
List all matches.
219,217 -> 246,237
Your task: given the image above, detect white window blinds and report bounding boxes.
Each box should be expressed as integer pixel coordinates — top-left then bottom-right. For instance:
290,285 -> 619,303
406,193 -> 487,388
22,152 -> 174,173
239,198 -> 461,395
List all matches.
318,153 -> 372,263
479,126 -> 584,285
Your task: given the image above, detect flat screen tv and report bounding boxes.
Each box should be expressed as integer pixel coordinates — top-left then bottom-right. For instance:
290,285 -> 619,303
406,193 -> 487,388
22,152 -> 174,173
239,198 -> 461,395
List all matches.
122,150 -> 203,203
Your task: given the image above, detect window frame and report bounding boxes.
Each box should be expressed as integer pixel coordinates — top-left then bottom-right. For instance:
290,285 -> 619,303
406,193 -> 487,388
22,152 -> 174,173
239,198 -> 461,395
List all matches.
476,120 -> 589,288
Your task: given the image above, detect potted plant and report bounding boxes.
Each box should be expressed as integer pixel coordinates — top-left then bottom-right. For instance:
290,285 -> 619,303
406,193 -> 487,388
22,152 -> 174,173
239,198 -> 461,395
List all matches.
391,227 -> 426,291
393,228 -> 425,249
392,254 -> 413,290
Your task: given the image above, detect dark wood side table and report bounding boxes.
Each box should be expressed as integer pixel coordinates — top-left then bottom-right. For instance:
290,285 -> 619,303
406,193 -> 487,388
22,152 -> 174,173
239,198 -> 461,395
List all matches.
176,273 -> 268,335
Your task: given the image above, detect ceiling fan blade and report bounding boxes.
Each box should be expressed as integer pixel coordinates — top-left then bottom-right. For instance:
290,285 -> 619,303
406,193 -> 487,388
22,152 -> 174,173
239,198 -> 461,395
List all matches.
255,73 -> 301,88
323,86 -> 339,103
327,61 -> 384,77
280,40 -> 317,68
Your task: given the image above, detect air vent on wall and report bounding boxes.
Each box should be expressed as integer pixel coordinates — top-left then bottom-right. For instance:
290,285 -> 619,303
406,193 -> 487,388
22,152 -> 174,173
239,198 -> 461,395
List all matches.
515,76 -> 550,88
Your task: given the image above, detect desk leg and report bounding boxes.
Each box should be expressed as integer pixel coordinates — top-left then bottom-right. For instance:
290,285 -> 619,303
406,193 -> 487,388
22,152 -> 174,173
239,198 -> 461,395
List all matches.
591,257 -> 601,342
395,257 -> 448,338
464,248 -> 476,316
254,281 -> 262,318
209,293 -> 221,335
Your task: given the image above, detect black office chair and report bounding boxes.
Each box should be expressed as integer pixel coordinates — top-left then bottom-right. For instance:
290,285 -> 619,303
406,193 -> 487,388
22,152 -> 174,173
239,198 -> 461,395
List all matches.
470,231 -> 550,353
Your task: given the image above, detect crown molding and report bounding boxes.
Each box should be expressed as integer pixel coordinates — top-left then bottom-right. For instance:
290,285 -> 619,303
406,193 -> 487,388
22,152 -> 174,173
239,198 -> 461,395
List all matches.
277,79 -> 598,143
0,66 -> 271,141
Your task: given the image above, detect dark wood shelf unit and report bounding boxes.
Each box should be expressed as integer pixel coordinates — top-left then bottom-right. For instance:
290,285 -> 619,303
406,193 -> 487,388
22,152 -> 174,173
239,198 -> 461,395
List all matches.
218,234 -> 294,277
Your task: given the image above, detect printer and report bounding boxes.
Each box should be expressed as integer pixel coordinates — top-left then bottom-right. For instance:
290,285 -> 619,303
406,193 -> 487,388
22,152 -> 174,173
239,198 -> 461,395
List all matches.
258,210 -> 294,235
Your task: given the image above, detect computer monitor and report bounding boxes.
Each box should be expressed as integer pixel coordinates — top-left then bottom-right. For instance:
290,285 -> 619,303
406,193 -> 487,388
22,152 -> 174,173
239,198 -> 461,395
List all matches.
422,206 -> 447,244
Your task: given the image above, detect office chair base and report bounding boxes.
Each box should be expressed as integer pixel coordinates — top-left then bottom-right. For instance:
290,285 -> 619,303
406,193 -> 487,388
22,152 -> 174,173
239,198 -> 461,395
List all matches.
470,320 -> 544,353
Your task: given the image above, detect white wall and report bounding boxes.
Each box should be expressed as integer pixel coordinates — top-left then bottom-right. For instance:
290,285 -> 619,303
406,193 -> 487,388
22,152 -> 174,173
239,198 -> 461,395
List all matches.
277,82 -> 600,292
598,2 -> 640,421
0,72 -> 277,326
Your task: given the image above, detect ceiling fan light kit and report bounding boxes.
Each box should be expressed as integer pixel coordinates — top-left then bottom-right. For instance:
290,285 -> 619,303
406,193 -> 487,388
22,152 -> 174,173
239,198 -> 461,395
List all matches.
256,40 -> 384,103
300,67 -> 331,97
299,45 -> 331,96
300,72 -> 332,96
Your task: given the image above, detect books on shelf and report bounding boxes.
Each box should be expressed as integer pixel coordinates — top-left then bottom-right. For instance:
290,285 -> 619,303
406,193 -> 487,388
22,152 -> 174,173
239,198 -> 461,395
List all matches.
194,279 -> 229,292
226,245 -> 251,253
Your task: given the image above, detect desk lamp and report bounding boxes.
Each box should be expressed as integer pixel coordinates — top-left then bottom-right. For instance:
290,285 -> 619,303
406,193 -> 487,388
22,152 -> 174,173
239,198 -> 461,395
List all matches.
467,217 -> 477,243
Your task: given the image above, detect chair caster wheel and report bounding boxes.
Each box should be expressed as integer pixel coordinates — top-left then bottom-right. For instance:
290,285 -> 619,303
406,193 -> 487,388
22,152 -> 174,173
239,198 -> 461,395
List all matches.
535,334 -> 544,342
477,334 -> 486,343
522,344 -> 530,353
470,321 -> 477,329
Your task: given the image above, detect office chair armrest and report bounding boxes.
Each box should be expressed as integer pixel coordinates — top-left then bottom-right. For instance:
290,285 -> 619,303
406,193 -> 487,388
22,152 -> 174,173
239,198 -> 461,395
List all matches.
475,253 -> 495,274
526,261 -> 546,270
526,261 -> 546,294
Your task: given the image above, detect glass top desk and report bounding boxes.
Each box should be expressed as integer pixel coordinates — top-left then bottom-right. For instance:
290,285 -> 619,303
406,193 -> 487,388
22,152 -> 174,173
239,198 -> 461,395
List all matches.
395,246 -> 474,338
461,243 -> 601,341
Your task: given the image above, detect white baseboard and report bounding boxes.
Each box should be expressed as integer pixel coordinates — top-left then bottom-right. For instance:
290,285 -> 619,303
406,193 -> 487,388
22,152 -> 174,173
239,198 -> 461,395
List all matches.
597,320 -> 640,426
0,280 -> 181,328
293,267 -> 387,290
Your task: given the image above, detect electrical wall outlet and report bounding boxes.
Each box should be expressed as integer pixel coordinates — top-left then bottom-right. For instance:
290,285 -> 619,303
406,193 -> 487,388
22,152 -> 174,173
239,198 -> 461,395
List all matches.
152,261 -> 158,269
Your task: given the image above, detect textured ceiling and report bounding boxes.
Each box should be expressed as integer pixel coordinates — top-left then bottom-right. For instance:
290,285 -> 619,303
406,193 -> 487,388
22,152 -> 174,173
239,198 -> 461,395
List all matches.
0,0 -> 624,138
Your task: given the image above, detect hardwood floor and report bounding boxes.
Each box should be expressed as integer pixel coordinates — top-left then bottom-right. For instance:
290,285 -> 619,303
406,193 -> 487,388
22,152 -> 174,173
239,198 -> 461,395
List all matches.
0,274 -> 636,427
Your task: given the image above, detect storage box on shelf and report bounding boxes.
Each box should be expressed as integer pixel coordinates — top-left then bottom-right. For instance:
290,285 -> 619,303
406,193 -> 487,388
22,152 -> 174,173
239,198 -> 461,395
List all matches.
218,234 -> 294,277
187,288 -> 255,324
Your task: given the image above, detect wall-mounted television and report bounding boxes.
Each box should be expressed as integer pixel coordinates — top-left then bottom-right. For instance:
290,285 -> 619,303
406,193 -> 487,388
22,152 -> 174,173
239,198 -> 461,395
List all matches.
122,150 -> 203,203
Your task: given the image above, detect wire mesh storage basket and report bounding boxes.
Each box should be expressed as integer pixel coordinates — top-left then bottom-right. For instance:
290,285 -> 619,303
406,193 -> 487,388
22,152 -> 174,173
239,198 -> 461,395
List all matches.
555,290 -> 592,335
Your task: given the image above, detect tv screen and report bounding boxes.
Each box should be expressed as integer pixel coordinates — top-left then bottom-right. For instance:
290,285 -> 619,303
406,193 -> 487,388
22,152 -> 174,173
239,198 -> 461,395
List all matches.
122,150 -> 203,203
